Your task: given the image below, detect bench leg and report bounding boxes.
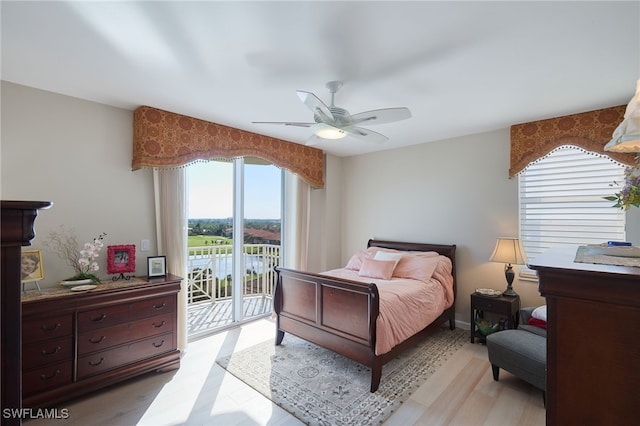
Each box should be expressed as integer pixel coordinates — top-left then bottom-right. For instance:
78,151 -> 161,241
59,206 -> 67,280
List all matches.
491,364 -> 500,381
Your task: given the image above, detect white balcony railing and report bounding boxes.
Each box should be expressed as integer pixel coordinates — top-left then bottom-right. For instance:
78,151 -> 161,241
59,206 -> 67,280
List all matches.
186,244 -> 280,306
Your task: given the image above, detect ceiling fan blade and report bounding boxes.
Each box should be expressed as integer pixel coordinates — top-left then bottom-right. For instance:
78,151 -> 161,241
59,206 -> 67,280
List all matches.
252,121 -> 314,128
296,90 -> 334,122
350,107 -> 411,126
304,135 -> 323,146
344,126 -> 389,144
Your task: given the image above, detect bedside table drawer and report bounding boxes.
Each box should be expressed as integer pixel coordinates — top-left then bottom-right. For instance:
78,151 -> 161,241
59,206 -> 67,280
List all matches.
473,296 -> 501,311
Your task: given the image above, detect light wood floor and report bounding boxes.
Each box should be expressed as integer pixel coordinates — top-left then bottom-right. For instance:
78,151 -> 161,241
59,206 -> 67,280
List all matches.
26,319 -> 545,426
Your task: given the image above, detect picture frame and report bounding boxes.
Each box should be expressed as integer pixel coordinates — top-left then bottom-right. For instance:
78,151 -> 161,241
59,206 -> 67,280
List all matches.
107,244 -> 136,275
147,256 -> 167,278
21,249 -> 44,282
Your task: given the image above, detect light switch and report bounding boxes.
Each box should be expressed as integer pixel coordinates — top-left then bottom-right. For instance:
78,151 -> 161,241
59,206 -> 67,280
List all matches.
141,239 -> 150,252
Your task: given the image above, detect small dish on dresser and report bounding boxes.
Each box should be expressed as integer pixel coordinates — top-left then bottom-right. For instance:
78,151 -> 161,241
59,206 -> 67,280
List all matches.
70,284 -> 97,292
60,279 -> 94,287
475,288 -> 502,297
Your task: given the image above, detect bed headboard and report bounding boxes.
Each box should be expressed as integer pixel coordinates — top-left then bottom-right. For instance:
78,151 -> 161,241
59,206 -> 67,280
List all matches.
367,239 -> 457,293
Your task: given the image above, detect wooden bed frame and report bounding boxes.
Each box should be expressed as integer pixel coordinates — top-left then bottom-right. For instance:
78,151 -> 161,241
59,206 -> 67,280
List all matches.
273,239 -> 457,392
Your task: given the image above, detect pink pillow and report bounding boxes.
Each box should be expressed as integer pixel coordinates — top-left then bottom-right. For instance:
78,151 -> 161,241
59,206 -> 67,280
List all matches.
345,250 -> 370,270
393,255 -> 439,283
358,258 -> 396,280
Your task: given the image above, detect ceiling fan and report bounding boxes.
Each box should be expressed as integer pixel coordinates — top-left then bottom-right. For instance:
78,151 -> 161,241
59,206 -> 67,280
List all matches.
253,81 -> 411,144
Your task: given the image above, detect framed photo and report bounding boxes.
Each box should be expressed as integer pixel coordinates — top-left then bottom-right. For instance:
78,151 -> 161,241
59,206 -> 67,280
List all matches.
147,256 -> 167,278
21,249 -> 44,282
107,245 -> 136,275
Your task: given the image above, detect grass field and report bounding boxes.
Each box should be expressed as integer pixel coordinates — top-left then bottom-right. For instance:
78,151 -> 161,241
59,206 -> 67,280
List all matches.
188,235 -> 231,247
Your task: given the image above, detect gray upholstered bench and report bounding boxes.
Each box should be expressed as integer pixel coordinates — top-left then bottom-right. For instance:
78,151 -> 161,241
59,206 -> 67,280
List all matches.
486,329 -> 546,403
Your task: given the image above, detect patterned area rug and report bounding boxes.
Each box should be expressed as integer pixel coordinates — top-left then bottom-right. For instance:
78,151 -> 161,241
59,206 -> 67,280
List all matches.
216,327 -> 467,425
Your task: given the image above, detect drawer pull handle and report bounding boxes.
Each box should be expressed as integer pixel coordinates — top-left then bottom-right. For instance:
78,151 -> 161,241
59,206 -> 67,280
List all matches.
40,323 -> 61,332
153,340 -> 165,348
89,336 -> 106,344
40,370 -> 61,381
88,357 -> 104,366
152,302 -> 167,310
90,314 -> 107,322
152,321 -> 166,328
41,346 -> 61,356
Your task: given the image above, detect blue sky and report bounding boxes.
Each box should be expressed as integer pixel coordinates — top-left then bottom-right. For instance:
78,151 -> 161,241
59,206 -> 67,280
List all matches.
187,161 -> 281,219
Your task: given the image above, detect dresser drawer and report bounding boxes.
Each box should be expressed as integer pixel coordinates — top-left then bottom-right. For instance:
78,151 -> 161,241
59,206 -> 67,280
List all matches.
23,314 -> 73,343
22,361 -> 73,397
77,313 -> 175,355
78,295 -> 176,332
23,336 -> 73,369
77,332 -> 176,379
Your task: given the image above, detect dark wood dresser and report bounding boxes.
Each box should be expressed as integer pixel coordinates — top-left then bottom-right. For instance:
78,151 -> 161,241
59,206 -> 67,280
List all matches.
21,275 -> 181,408
529,247 -> 640,426
1,200 -> 52,425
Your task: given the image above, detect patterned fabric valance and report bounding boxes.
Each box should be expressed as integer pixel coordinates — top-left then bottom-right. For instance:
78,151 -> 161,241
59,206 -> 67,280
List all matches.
509,105 -> 636,177
132,106 -> 324,188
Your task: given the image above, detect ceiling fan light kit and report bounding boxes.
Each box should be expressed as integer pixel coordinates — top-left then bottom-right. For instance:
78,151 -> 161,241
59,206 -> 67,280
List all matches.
253,80 -> 411,144
311,123 -> 347,139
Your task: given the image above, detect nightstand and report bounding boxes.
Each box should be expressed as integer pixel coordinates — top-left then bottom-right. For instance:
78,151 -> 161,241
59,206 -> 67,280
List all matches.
470,292 -> 520,343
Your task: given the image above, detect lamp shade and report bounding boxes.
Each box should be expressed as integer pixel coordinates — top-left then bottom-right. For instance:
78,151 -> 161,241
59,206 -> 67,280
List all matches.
490,237 -> 528,265
604,78 -> 640,153
311,123 -> 347,139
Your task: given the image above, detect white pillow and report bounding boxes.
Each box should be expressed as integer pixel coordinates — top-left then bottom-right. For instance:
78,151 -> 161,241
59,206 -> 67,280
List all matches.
373,250 -> 403,270
532,305 -> 547,322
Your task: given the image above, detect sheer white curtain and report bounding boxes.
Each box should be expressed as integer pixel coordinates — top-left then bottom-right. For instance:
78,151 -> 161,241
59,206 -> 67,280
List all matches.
283,171 -> 310,270
153,168 -> 188,351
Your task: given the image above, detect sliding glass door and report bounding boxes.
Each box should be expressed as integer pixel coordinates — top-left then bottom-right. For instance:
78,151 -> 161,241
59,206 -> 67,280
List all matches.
187,158 -> 281,337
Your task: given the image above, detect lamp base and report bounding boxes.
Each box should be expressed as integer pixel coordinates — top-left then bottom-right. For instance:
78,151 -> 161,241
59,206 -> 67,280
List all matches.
502,285 -> 518,297
503,264 -> 517,297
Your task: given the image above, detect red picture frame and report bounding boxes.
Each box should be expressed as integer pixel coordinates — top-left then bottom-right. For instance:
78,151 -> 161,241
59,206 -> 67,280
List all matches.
107,245 -> 136,275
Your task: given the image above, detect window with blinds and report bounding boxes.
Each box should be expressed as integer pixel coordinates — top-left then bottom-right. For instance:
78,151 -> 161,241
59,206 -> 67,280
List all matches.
518,145 -> 626,277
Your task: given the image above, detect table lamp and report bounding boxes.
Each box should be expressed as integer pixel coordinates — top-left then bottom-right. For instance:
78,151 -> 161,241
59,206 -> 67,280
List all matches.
490,237 -> 528,297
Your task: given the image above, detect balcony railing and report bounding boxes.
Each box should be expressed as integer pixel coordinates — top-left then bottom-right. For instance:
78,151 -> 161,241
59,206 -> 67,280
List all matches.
186,243 -> 280,309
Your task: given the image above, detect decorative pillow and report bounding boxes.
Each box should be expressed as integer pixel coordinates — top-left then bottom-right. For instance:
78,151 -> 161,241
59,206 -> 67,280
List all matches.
532,305 -> 547,322
393,255 -> 439,283
358,258 -> 396,280
373,250 -> 403,270
345,250 -> 370,270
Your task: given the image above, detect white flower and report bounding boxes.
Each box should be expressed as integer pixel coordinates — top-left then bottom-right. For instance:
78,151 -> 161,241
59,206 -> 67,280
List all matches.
44,227 -> 107,282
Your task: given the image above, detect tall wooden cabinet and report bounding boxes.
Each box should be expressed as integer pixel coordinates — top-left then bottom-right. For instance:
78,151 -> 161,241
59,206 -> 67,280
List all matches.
21,275 -> 182,408
529,247 -> 640,426
1,200 -> 52,425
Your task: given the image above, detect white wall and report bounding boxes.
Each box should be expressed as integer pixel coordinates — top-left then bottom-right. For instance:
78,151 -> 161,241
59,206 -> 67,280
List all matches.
1,82 -> 157,285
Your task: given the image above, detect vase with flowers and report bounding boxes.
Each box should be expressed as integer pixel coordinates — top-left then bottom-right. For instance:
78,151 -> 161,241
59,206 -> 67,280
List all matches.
44,226 -> 107,284
604,162 -> 640,210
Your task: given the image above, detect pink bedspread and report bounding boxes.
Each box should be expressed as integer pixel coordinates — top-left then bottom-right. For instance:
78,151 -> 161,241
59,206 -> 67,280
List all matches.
321,255 -> 454,355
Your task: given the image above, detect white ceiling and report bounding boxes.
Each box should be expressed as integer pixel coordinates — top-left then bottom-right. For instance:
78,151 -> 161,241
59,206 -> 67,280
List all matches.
2,1 -> 639,157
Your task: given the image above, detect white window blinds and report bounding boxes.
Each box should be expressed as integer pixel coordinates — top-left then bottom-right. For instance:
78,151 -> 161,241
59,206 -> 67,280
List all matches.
519,146 -> 626,268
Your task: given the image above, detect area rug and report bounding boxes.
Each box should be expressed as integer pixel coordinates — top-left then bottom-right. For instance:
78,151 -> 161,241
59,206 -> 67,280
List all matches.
216,327 -> 467,425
